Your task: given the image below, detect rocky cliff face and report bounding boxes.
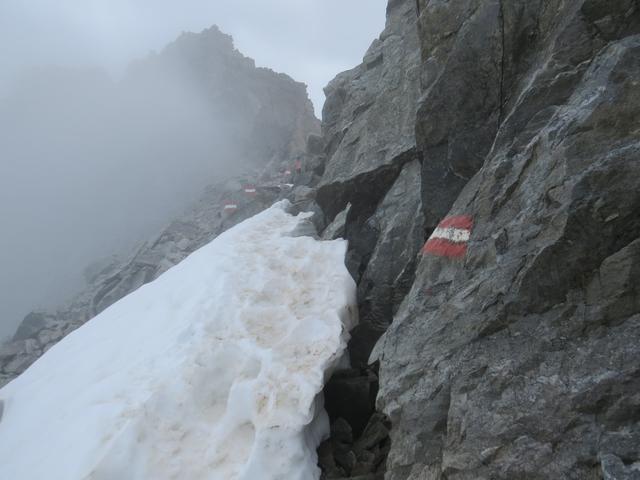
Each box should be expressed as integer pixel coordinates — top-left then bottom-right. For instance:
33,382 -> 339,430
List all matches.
313,1 -> 640,479
2,3 -> 639,479
317,0 -> 423,370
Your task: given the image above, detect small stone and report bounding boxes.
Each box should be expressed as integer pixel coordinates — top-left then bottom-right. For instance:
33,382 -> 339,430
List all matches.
334,450 -> 357,473
354,414 -> 390,452
331,418 -> 353,445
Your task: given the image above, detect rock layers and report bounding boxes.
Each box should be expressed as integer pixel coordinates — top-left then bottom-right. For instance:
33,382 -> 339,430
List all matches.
314,1 -> 640,479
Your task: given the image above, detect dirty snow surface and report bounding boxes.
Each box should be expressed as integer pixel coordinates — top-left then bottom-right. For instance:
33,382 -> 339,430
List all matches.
0,202 -> 357,480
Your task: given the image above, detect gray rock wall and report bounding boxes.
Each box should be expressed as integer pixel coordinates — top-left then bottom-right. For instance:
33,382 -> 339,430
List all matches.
317,0 -> 421,220
315,0 -> 640,479
377,32 -> 640,480
315,0 -> 425,370
2,3 -> 639,479
375,2 -> 640,479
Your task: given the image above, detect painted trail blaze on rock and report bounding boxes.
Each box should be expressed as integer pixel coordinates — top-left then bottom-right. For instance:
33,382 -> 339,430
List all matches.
422,215 -> 474,258
243,185 -> 257,195
223,201 -> 238,213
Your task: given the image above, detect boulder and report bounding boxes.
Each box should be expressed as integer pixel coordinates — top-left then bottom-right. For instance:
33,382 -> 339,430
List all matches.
322,204 -> 351,241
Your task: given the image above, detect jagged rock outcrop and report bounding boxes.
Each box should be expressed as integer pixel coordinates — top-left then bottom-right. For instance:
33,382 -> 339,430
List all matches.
349,160 -> 423,367
314,1 -> 426,476
127,25 -> 319,165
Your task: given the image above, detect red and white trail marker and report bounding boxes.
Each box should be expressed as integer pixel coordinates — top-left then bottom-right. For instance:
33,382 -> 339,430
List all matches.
223,202 -> 238,213
422,215 -> 474,258
243,185 -> 257,195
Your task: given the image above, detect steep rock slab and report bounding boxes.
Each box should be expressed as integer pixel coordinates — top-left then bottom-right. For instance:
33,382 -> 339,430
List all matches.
376,33 -> 640,480
415,0 -> 640,232
317,0 -> 420,220
416,0 -> 503,231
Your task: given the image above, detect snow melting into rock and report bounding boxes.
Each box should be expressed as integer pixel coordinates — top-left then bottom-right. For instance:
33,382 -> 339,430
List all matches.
0,201 -> 357,480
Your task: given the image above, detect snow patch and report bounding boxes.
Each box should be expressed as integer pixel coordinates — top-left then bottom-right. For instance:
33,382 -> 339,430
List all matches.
0,201 -> 357,480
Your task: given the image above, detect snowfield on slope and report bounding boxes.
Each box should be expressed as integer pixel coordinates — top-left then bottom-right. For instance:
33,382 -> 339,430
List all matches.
0,202 -> 357,480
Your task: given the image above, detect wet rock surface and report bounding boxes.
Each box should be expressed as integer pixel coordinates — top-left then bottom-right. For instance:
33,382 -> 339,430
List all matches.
375,5 -> 640,479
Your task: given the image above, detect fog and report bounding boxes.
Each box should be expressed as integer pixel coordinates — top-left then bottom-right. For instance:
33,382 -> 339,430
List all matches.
0,0 -> 388,115
0,62 -> 240,340
0,1 -> 387,340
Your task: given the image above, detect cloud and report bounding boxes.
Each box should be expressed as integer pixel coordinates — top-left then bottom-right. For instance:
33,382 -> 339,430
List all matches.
0,0 -> 388,339
0,0 -> 388,114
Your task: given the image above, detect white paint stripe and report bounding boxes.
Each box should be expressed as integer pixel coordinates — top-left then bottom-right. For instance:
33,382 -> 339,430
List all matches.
244,189 -> 256,193
430,227 -> 471,243
224,205 -> 238,210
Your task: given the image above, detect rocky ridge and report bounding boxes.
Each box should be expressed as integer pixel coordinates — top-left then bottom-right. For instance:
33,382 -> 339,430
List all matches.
0,26 -> 318,387
1,2 -> 639,479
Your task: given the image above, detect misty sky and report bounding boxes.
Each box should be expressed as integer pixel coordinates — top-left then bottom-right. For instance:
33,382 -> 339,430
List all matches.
0,0 -> 387,114
0,0 -> 388,340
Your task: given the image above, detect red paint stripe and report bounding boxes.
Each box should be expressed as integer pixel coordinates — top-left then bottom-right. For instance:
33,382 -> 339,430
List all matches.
422,238 -> 468,258
438,215 -> 474,230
